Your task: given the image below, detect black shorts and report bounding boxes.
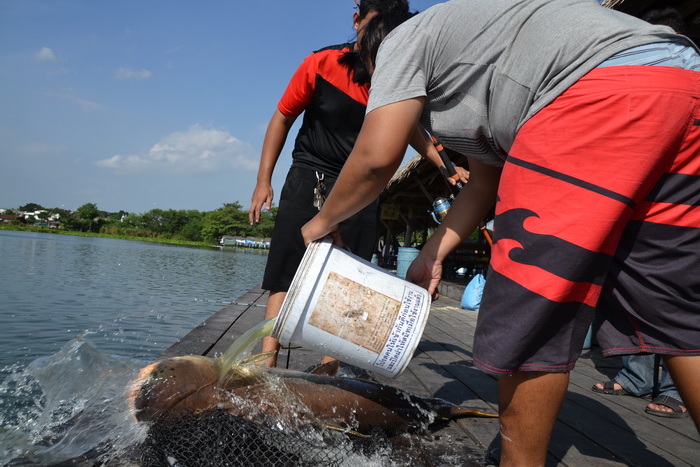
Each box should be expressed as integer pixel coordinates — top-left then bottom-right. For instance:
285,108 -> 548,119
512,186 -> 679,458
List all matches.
261,167 -> 378,293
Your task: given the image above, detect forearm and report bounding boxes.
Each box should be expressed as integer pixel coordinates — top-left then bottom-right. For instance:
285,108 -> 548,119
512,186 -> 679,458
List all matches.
256,109 -> 296,183
410,126 -> 443,169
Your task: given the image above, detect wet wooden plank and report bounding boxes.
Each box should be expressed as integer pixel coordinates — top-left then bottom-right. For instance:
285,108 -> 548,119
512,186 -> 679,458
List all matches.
159,288 -> 267,359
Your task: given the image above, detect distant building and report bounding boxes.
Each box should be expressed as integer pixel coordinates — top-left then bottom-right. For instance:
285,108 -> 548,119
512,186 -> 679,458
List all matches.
0,214 -> 19,223
220,236 -> 270,249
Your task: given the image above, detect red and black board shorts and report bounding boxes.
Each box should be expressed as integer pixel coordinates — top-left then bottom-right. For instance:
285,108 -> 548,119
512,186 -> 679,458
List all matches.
262,166 -> 378,293
473,66 -> 700,375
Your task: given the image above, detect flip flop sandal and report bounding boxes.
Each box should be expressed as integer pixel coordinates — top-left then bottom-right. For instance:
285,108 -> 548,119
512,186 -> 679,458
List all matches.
645,395 -> 688,418
591,380 -> 629,395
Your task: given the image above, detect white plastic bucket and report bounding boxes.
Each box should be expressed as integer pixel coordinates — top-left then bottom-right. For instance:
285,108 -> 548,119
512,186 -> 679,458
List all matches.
272,237 -> 432,378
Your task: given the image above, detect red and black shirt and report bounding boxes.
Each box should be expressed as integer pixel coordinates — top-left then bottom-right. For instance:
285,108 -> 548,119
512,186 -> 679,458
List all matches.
278,43 -> 369,178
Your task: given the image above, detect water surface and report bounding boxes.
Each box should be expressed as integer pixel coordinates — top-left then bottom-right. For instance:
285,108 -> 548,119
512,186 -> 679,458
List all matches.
0,230 -> 269,463
0,230 -> 267,368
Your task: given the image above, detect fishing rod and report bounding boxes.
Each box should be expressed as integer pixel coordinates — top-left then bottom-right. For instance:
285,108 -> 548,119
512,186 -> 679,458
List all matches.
431,135 -> 463,190
428,136 -> 493,247
428,135 -> 461,225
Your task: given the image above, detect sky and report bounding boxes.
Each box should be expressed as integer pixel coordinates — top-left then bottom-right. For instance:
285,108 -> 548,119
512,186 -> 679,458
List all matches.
0,0 -> 443,214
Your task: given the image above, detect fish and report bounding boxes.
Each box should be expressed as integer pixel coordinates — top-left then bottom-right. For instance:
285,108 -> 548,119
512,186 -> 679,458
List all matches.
128,352 -> 497,436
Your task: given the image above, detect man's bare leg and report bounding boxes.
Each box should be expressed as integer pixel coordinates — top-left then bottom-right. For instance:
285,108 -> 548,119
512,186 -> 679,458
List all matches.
261,291 -> 286,368
664,355 -> 700,432
498,371 -> 569,466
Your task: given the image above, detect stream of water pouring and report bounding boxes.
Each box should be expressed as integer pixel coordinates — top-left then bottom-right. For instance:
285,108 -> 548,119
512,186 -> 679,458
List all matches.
219,317 -> 276,372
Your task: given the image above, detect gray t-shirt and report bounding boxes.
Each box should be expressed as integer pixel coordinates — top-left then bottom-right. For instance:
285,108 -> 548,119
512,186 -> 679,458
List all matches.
368,0 -> 690,166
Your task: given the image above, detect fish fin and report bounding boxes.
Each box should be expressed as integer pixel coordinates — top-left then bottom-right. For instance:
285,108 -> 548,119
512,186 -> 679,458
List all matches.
324,424 -> 370,438
309,360 -> 340,376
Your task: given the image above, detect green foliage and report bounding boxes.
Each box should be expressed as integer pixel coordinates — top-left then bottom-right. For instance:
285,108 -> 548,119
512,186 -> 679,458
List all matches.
19,203 -> 45,212
251,207 -> 277,238
72,203 -> 105,232
6,201 -> 276,246
75,202 -> 101,220
200,203 -> 248,243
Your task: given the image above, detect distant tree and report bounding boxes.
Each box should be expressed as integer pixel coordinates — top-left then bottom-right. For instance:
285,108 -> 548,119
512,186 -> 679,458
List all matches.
100,212 -> 143,236
13,199 -> 272,242
19,203 -> 45,212
140,209 -> 168,235
250,206 -> 277,238
174,210 -> 205,241
74,203 -> 102,232
200,202 -> 250,243
76,203 -> 100,220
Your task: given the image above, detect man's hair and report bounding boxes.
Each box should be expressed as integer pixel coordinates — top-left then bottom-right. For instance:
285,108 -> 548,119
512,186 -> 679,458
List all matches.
642,7 -> 687,35
358,11 -> 416,74
340,7 -> 415,85
357,0 -> 409,19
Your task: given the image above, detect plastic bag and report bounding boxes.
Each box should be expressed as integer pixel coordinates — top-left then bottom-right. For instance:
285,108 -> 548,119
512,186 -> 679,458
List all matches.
461,273 -> 485,311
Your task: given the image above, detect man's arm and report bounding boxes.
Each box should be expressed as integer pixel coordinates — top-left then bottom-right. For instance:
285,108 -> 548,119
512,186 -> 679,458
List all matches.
410,126 -> 469,186
248,109 -> 297,224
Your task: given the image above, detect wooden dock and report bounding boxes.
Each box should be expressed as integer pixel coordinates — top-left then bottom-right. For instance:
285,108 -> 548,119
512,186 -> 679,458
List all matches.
160,283 -> 699,466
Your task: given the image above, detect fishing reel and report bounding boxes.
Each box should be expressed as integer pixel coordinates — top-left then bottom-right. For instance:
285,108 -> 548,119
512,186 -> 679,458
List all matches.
429,196 -> 453,225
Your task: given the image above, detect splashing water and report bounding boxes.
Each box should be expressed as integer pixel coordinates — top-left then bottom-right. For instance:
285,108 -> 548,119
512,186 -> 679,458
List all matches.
0,334 -> 148,465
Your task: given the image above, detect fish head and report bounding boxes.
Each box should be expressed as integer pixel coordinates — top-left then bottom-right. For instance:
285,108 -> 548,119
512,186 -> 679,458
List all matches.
127,355 -> 221,422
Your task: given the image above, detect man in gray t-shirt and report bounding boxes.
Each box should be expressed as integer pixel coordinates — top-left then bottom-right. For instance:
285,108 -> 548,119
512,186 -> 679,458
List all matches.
368,0 -> 684,166
302,1 -> 700,464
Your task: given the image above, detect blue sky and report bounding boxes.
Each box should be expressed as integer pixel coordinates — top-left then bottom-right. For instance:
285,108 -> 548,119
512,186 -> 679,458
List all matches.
0,0 -> 442,214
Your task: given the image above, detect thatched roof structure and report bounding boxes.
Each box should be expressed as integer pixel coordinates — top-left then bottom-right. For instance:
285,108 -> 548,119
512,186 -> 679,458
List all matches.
378,148 -> 469,248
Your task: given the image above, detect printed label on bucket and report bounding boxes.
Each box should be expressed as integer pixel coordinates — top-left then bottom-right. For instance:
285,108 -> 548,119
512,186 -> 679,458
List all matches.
308,272 -> 401,354
373,287 -> 426,373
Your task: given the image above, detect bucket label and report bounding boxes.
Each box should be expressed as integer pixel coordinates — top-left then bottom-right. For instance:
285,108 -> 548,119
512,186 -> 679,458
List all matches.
373,287 -> 425,373
308,272 -> 400,354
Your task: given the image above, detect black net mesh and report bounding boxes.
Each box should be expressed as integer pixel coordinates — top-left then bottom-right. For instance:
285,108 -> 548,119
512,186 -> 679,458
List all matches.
139,409 -> 392,467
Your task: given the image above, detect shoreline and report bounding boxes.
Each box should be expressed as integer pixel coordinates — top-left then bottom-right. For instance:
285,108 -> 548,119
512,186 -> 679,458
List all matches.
0,225 -> 269,251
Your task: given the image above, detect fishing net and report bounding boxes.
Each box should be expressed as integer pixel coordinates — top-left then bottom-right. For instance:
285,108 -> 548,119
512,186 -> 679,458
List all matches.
139,408 -> 392,467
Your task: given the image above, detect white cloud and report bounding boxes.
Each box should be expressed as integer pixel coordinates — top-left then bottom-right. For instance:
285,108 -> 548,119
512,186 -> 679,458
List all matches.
96,124 -> 258,174
35,47 -> 56,62
114,67 -> 152,80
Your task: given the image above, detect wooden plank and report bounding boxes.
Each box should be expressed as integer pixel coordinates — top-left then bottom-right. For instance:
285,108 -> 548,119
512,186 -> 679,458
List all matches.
160,288 -> 267,359
551,390 -> 679,466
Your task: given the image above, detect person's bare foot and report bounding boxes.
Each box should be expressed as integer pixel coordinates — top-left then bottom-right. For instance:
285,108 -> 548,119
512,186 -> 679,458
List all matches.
591,380 -> 628,395
645,395 -> 688,418
593,381 -> 623,392
647,401 -> 687,414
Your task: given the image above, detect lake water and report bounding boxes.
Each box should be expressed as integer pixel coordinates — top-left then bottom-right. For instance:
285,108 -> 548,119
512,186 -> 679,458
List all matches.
0,230 -> 268,368
0,230 -> 268,464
